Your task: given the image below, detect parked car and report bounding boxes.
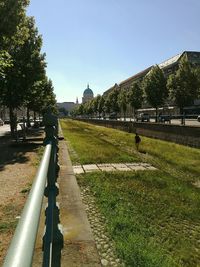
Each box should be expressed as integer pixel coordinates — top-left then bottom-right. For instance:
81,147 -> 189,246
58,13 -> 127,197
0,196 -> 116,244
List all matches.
136,113 -> 150,122
0,118 -> 4,126
158,115 -> 171,123
4,119 -> 10,124
108,113 -> 118,120
197,115 -> 200,122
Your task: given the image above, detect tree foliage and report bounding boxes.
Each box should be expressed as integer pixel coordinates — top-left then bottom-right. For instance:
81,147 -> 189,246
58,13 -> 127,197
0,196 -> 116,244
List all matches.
0,1 -> 57,136
0,0 -> 29,46
118,89 -> 127,120
143,65 -> 167,120
107,88 -> 120,114
128,82 -> 143,116
167,56 -> 200,113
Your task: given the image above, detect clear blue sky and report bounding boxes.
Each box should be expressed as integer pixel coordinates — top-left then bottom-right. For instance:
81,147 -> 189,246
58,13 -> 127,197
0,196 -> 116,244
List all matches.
27,0 -> 200,103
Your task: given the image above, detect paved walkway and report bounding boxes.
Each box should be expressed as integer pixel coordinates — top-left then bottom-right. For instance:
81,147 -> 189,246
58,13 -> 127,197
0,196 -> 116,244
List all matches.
73,162 -> 157,174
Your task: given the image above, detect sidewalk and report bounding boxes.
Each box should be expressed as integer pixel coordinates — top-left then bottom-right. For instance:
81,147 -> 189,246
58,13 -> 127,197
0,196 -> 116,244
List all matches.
58,138 -> 101,266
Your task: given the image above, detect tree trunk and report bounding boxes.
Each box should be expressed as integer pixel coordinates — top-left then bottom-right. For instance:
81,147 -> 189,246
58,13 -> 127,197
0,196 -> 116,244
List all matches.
155,107 -> 158,122
27,107 -> 31,128
9,107 -> 17,139
133,108 -> 136,122
124,109 -> 126,121
34,111 -> 36,123
180,107 -> 185,125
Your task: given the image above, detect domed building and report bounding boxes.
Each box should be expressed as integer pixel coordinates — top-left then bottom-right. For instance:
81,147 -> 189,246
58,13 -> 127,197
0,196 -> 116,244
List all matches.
82,84 -> 94,103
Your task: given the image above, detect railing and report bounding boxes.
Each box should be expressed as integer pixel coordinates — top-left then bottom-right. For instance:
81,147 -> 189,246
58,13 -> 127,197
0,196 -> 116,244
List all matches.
3,111 -> 63,267
3,143 -> 52,267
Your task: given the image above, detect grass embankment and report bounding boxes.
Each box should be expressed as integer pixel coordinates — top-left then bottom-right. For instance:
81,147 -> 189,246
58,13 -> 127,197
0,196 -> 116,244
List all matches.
60,119 -> 139,164
61,119 -> 200,267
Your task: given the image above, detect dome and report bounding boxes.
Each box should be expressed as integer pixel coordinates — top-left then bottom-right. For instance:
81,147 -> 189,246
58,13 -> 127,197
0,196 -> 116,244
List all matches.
83,84 -> 93,96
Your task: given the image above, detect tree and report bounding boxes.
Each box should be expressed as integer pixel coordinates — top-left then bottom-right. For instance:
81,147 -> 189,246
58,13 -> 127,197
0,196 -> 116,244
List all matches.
97,96 -> 105,118
0,1 -> 57,136
92,95 -> 101,118
0,0 -> 29,78
128,82 -> 143,119
0,16 -> 47,135
103,96 -> 111,115
90,98 -> 98,117
118,89 -> 127,120
107,88 -> 120,116
39,78 -> 57,114
167,56 -> 200,124
84,101 -> 93,117
78,104 -> 85,117
22,17 -> 46,125
0,51 -> 13,79
143,65 -> 167,122
58,107 -> 68,116
72,104 -> 84,117
0,0 -> 30,46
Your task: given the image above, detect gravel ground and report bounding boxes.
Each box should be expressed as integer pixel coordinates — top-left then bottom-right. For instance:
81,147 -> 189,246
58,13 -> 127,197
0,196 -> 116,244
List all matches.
0,129 -> 44,265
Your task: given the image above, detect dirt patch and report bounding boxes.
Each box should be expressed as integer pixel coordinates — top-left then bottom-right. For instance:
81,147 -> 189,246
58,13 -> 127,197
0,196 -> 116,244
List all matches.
0,129 -> 44,265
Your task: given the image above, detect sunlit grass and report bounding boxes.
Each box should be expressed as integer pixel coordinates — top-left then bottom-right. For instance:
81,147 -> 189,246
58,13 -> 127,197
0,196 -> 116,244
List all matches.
61,119 -> 200,181
141,136 -> 200,179
78,171 -> 200,267
60,119 -> 139,164
60,118 -> 200,266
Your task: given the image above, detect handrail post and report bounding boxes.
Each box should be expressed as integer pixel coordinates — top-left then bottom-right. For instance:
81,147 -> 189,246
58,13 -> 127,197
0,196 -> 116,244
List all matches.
42,110 -> 63,267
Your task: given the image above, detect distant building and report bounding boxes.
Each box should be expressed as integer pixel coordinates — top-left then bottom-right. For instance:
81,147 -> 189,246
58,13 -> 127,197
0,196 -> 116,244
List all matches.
103,51 -> 200,115
82,84 -> 94,103
57,98 -> 79,116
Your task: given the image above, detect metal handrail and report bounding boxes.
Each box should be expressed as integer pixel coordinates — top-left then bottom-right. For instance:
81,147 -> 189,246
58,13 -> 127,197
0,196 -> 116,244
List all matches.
3,142 -> 52,267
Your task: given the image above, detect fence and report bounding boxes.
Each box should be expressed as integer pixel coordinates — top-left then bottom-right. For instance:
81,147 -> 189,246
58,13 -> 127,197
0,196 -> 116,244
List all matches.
3,111 -> 63,267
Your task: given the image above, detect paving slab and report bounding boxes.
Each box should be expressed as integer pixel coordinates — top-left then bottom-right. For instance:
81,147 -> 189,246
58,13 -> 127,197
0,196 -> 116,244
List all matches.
98,166 -> 116,172
145,166 -> 157,170
115,166 -> 132,171
73,165 -> 85,174
126,163 -> 140,167
111,163 -> 127,168
131,165 -> 146,171
97,163 -> 113,167
72,163 -> 158,173
140,163 -> 151,167
83,164 -> 100,172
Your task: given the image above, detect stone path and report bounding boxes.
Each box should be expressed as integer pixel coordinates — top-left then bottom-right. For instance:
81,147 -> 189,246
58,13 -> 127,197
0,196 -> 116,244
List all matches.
73,162 -> 157,174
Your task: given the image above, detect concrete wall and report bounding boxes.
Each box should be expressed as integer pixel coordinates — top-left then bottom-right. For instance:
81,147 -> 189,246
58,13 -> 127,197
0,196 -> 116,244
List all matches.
76,119 -> 200,148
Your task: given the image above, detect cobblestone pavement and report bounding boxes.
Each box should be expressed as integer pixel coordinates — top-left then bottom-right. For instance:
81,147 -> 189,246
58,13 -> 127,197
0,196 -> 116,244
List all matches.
73,162 -> 157,174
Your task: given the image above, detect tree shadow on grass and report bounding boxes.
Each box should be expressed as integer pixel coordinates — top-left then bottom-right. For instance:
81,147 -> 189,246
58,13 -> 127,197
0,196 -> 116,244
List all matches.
0,131 -> 43,172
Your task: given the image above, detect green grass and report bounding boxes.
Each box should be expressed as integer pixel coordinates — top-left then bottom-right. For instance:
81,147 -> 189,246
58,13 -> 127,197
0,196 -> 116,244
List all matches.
78,171 -> 200,267
60,119 -> 139,164
141,137 -> 200,182
60,119 -> 200,181
61,119 -> 200,267
0,221 -> 18,233
0,204 -> 21,234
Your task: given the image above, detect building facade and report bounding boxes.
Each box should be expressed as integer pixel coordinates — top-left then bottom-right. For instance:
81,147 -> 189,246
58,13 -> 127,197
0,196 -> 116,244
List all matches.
57,99 -> 79,116
103,51 -> 200,115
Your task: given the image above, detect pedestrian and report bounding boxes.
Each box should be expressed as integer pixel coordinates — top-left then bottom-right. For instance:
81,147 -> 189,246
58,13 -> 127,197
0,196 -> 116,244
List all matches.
135,132 -> 141,151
